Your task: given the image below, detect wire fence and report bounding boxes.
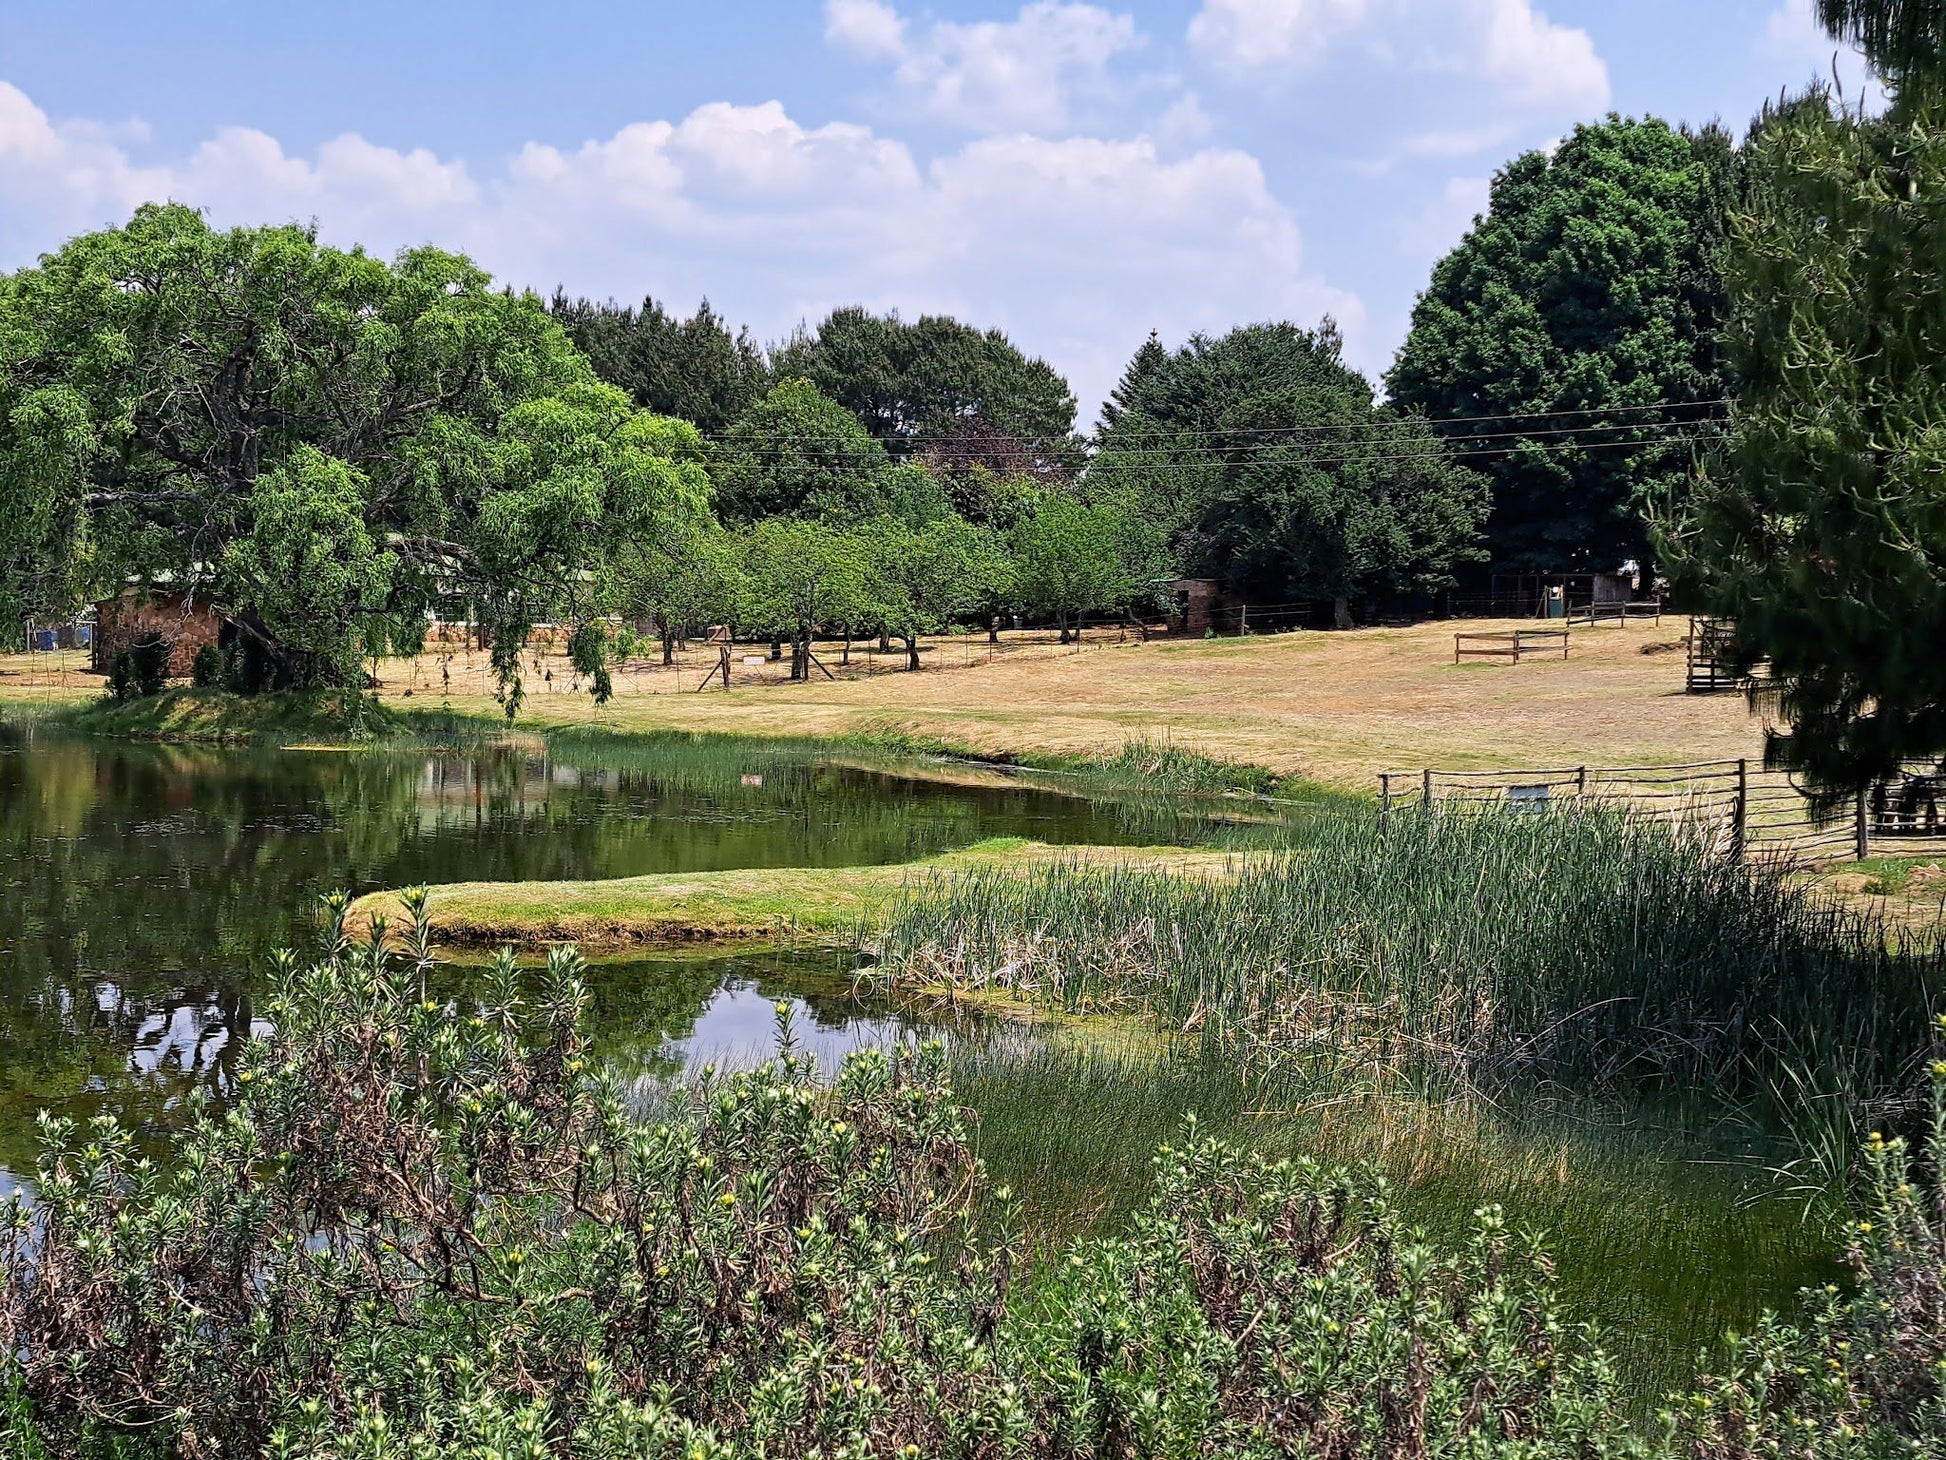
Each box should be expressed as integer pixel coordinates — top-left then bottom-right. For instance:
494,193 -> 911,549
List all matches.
1378,759 -> 1946,863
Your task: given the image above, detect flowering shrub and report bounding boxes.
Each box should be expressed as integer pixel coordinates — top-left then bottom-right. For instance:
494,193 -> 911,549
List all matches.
1,892 -> 1941,1458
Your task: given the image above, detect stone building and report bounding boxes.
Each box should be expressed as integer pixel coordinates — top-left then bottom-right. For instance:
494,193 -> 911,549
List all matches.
91,590 -> 226,678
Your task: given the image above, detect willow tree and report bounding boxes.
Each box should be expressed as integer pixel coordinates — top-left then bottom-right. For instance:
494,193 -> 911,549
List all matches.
1666,13 -> 1946,797
0,205 -> 709,712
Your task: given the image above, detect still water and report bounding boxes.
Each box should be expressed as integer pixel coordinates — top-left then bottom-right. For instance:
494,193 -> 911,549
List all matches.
0,721 -> 1147,1176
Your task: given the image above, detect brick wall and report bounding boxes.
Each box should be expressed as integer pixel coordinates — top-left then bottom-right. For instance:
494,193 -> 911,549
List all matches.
92,593 -> 224,678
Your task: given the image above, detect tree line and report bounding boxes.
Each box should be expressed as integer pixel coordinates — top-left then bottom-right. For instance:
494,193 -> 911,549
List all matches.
2,1 -> 1944,797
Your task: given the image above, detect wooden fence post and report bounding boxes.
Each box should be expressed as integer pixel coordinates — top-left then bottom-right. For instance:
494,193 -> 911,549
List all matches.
1733,758 -> 1748,862
1855,785 -> 1871,862
1576,766 -> 1588,800
1379,773 -> 1392,829
1422,768 -> 1434,811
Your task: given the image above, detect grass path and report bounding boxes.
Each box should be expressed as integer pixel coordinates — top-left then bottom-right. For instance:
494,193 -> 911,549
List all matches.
345,837 -> 1238,951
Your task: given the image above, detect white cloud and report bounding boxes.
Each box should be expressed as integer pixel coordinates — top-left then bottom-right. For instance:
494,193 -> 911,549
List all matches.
1187,0 -> 1369,68
1399,174 -> 1490,261
825,0 -> 907,60
1153,92 -> 1216,150
823,0 -> 1142,133
0,82 -> 1356,418
1188,0 -> 1609,115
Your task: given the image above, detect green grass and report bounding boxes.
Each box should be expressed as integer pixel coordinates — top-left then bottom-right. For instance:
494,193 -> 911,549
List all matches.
954,1041 -> 1838,1413
55,687 -> 409,745
347,839 -> 1238,951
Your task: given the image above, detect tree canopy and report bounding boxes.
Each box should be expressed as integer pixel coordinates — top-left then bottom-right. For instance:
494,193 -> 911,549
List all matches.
0,205 -> 709,707
1664,86 -> 1946,797
550,293 -> 768,433
1387,117 -> 1737,573
1095,322 -> 1487,625
710,379 -> 892,523
772,307 -> 1077,464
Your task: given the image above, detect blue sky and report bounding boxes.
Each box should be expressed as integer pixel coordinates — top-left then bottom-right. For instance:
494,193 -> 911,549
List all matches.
0,0 -> 1874,418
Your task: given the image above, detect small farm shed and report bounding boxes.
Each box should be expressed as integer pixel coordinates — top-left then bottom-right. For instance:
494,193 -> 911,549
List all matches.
92,590 -> 227,678
1170,579 -> 1248,636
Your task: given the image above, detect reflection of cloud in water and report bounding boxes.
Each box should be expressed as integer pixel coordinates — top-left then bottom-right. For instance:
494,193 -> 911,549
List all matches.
668,979 -> 920,1073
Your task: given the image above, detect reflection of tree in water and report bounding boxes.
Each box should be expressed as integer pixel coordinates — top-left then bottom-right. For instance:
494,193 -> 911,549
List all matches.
0,721 -> 1136,1175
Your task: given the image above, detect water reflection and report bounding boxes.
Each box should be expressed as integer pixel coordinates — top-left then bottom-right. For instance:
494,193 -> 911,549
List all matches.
0,721 -> 1145,1172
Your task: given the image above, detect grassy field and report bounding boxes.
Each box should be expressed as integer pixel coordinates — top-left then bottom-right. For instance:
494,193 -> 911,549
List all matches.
355,619 -> 1765,790
4,618 -> 1771,791
345,837 -> 1237,950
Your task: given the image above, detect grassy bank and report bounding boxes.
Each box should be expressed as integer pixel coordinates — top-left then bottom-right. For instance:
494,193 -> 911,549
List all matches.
347,838 -> 1238,950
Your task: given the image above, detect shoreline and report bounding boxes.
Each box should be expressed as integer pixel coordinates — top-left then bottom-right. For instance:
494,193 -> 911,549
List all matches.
344,839 -> 1241,953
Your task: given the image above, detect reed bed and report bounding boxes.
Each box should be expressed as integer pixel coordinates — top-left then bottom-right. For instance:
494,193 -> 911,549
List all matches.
871,806 -> 1946,1121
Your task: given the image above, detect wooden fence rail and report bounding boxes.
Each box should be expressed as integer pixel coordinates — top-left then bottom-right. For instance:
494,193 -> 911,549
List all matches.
1453,629 -> 1572,665
1379,757 -> 1946,864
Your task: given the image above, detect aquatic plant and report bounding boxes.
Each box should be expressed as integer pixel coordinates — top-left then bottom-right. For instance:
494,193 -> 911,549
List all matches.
871,806 -> 1944,1127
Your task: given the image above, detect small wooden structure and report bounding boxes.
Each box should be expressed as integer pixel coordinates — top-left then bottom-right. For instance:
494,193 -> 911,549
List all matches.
1453,629 -> 1570,665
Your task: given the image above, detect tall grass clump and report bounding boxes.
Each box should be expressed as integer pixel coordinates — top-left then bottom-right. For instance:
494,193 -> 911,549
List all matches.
869,806 -> 1945,1123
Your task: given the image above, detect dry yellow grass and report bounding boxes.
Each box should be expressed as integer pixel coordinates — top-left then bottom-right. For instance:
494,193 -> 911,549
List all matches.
367,618 -> 1770,791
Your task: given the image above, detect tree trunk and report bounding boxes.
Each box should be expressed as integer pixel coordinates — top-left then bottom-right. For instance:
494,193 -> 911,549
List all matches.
905,634 -> 920,672
659,619 -> 675,667
878,630 -> 891,653
842,624 -> 851,666
988,615 -> 1000,646
1058,613 -> 1072,646
1333,596 -> 1354,631
770,633 -> 783,662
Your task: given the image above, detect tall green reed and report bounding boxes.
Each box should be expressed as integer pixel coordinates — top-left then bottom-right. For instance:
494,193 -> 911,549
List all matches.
871,805 -> 1944,1128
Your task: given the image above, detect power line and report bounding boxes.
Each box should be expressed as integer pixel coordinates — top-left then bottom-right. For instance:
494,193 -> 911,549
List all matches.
702,421 -> 1727,470
697,397 -> 1733,452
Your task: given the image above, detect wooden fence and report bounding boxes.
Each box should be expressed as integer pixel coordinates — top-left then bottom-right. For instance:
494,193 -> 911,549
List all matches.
1453,629 -> 1571,665
1378,758 -> 1946,863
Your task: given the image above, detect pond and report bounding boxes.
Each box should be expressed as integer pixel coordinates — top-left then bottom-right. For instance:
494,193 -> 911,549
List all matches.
0,716 -> 1843,1406
0,720 -> 1149,1177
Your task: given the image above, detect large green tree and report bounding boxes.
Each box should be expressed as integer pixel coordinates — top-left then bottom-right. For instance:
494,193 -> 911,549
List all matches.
1665,73 -> 1946,798
1095,322 -> 1486,627
772,307 -> 1077,464
0,206 -> 709,710
710,379 -> 892,523
549,292 -> 768,433
1387,117 -> 1738,573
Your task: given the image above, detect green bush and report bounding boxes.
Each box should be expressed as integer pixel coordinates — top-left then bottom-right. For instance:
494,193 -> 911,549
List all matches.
190,642 -> 223,688
0,896 -> 1641,1459
106,634 -> 170,701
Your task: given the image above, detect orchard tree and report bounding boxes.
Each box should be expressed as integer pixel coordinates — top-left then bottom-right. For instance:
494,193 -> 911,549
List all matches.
0,205 -> 709,712
773,307 -> 1078,462
1010,494 -> 1138,642
609,515 -> 741,665
1387,117 -> 1738,572
737,519 -> 871,682
867,516 -> 983,670
549,292 -> 768,433
1664,75 -> 1946,798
